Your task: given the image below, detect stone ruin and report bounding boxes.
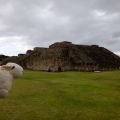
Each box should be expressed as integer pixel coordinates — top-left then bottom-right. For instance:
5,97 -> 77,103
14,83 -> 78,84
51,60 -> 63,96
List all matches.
1,41 -> 120,71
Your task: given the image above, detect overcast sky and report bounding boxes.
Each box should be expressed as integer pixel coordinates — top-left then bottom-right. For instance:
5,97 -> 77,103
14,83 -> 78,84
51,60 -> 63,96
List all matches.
0,0 -> 120,56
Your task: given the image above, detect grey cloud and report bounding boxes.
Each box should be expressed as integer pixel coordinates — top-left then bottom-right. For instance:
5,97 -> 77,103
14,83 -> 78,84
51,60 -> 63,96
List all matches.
112,31 -> 120,38
0,0 -> 120,56
98,0 -> 120,13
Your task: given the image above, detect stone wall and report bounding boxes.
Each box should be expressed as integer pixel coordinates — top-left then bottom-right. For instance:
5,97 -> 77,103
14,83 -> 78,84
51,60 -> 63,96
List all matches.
2,41 -> 120,71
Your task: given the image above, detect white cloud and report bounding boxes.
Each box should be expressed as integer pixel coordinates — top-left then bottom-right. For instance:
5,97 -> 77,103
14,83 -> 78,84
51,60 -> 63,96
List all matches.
92,10 -> 119,22
93,10 -> 107,17
0,36 -> 32,56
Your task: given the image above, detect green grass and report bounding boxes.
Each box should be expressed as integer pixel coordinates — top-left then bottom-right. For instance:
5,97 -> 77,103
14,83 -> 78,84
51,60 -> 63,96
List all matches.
0,70 -> 120,120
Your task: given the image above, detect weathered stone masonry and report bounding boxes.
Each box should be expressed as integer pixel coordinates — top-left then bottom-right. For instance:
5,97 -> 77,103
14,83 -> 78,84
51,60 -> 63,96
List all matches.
2,41 -> 120,71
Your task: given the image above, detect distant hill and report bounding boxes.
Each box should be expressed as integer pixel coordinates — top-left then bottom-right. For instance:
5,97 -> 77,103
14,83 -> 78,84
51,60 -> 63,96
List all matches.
2,41 -> 120,71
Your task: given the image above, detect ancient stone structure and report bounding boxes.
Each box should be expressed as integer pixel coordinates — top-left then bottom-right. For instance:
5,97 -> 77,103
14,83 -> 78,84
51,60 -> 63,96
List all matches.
0,55 -> 9,65
1,41 -> 120,71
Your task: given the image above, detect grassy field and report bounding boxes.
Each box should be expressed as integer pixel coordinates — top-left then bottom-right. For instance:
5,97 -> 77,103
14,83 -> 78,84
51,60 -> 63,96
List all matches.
0,70 -> 120,120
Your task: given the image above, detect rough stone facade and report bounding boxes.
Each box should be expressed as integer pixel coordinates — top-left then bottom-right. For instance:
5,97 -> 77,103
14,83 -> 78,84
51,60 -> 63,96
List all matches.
0,55 -> 9,65
2,41 -> 120,71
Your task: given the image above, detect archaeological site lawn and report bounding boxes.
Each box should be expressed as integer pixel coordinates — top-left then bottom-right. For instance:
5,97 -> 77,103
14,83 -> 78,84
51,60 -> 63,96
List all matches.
0,70 -> 120,120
